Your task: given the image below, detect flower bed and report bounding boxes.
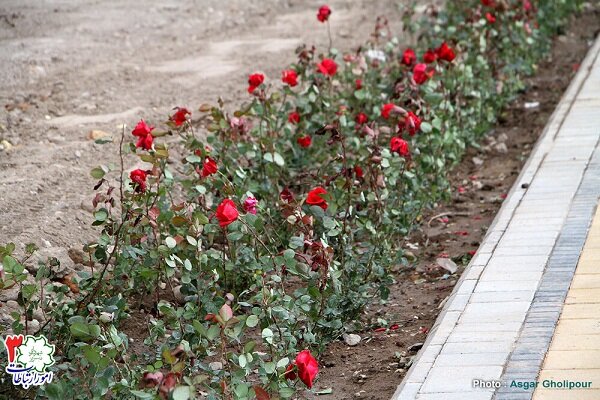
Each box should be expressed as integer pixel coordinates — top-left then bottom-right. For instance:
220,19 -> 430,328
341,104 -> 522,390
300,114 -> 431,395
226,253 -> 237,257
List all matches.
0,1 -> 584,399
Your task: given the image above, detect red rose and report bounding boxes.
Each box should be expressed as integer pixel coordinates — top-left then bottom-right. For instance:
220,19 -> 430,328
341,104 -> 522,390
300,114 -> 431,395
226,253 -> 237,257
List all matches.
355,112 -> 368,125
381,103 -> 396,119
132,119 -> 155,150
523,0 -> 532,11
413,63 -> 434,85
200,157 -> 218,178
305,187 -> 328,210
390,137 -> 409,157
288,111 -> 300,124
485,12 -> 496,23
282,69 -> 298,87
318,58 -> 337,77
481,0 -> 494,6
130,169 -> 148,192
216,199 -> 239,227
247,73 -> 264,93
354,165 -> 364,178
355,79 -> 362,90
403,112 -> 421,136
423,49 -> 437,64
317,5 -> 331,22
297,135 -> 312,148
436,42 -> 455,62
401,48 -> 416,66
295,350 -> 319,388
170,107 -> 190,127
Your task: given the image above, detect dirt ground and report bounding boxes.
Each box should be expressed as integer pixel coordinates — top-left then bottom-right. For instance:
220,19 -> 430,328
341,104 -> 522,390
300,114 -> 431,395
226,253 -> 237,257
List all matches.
307,9 -> 600,400
1,1 -> 599,399
0,0 -> 410,251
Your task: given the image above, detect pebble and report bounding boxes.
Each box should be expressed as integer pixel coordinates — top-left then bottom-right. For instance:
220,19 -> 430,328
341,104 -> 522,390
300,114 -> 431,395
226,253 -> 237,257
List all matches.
34,247 -> 76,278
0,139 -> 13,151
80,200 -> 95,213
87,129 -> 111,140
173,285 -> 186,304
343,333 -> 362,346
494,142 -> 508,154
472,156 -> 484,166
0,285 -> 20,302
209,361 -> 223,371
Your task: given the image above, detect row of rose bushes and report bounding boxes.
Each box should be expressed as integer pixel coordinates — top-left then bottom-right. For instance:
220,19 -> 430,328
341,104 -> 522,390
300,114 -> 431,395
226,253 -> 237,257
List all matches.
1,0 -> 583,399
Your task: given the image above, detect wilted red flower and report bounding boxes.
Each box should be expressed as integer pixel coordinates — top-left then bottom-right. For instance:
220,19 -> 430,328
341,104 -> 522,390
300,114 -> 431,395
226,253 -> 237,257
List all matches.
423,49 -> 437,64
159,372 -> 180,398
280,188 -> 294,203
130,169 -> 148,193
317,5 -> 331,22
282,69 -> 298,87
355,79 -> 362,90
141,371 -> 164,388
401,48 -> 416,66
390,137 -> 409,157
355,112 -> 368,125
381,103 -> 396,119
486,12 -> 496,23
288,111 -> 300,124
244,196 -> 258,215
481,0 -> 494,6
132,120 -> 155,150
403,111 -> 421,136
247,73 -> 264,93
200,157 -> 218,178
354,165 -> 364,178
284,364 -> 297,381
216,199 -> 239,227
306,187 -> 328,210
295,350 -> 319,388
318,58 -> 337,77
170,107 -> 190,127
436,42 -> 456,62
413,63 -> 434,85
297,135 -> 312,148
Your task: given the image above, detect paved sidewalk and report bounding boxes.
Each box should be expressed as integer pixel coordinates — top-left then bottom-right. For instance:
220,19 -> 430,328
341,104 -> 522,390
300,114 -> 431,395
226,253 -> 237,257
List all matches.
391,35 -> 600,400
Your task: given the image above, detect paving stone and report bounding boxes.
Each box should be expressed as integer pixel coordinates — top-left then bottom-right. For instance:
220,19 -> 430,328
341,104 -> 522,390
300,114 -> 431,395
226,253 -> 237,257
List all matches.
420,366 -> 503,393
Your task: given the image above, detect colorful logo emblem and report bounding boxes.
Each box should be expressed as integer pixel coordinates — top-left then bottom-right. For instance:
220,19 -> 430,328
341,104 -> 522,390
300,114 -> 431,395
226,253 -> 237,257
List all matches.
4,334 -> 55,389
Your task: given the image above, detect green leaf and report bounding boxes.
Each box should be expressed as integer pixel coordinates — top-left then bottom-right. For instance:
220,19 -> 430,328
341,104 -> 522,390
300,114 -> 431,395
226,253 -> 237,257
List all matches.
130,390 -> 155,399
70,322 -> 90,338
273,152 -> 285,166
82,345 -> 102,364
172,386 -> 191,400
165,237 -> 177,249
420,122 -> 432,133
94,209 -> 108,222
90,167 -> 106,179
246,315 -> 259,328
283,249 -> 295,260
276,357 -> 289,369
316,388 -> 333,395
239,354 -> 247,368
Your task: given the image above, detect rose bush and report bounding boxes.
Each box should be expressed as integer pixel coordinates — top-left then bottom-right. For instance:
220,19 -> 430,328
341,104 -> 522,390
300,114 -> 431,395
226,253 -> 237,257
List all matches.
0,0 -> 584,399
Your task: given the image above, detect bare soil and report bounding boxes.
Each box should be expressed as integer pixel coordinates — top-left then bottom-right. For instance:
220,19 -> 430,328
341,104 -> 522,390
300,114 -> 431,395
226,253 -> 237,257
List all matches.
308,9 -> 600,400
